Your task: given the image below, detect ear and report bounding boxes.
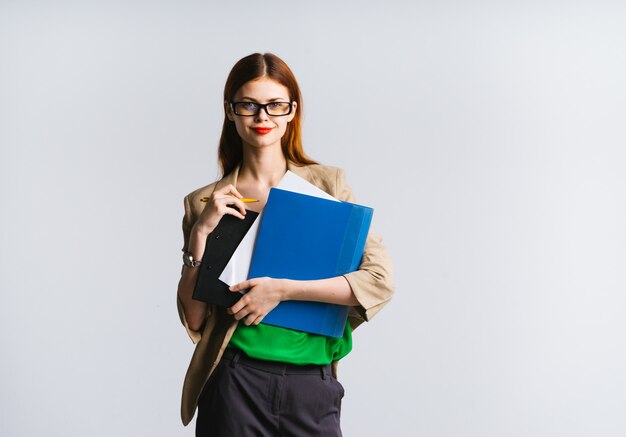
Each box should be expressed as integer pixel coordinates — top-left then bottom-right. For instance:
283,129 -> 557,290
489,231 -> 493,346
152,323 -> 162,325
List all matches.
225,100 -> 235,121
286,101 -> 297,122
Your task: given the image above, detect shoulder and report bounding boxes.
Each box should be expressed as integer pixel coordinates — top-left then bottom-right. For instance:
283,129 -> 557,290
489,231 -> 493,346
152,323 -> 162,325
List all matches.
302,163 -> 344,179
185,180 -> 220,204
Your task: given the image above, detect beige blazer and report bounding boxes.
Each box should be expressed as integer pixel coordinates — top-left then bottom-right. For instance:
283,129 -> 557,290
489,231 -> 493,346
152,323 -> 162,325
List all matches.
177,161 -> 394,426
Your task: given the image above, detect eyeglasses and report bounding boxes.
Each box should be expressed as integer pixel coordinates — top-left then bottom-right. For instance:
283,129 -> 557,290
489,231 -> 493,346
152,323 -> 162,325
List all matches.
230,101 -> 293,116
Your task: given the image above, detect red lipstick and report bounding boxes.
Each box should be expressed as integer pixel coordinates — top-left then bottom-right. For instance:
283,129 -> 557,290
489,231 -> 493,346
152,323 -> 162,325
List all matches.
253,127 -> 272,134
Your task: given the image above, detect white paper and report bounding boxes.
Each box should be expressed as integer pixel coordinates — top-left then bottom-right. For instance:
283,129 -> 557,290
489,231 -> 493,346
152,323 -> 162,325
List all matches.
217,213 -> 262,287
218,170 -> 339,286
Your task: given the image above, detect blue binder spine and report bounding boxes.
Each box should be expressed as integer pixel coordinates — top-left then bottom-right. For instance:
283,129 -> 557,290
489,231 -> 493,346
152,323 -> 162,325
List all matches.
336,205 -> 373,275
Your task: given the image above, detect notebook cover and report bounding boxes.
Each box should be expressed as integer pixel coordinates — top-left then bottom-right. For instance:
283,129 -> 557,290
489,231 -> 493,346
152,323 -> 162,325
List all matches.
192,209 -> 259,306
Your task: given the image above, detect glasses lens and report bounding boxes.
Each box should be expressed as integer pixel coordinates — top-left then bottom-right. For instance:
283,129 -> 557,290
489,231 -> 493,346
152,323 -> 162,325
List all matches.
234,102 -> 259,115
266,102 -> 291,116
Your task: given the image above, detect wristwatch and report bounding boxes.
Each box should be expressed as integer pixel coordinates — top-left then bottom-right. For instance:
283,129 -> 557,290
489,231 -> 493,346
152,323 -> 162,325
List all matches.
182,251 -> 201,268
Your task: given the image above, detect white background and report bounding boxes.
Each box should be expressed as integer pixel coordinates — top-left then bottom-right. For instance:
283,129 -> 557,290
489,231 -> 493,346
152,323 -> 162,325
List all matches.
1,1 -> 625,436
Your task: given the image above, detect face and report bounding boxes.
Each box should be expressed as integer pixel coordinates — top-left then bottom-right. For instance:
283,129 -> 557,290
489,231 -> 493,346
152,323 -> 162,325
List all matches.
226,77 -> 297,151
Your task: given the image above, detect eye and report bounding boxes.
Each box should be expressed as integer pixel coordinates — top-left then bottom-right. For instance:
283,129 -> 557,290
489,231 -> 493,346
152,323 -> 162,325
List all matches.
241,102 -> 258,111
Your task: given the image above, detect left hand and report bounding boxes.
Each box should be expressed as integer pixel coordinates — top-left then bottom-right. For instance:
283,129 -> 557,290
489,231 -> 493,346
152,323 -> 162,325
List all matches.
228,277 -> 287,326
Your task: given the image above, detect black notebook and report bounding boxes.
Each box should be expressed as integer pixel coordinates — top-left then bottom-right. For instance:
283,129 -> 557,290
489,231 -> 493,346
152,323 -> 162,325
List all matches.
192,209 -> 259,306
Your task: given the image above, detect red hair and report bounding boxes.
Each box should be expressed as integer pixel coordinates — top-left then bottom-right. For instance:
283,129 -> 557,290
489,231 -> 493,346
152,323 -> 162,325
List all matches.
218,53 -> 318,176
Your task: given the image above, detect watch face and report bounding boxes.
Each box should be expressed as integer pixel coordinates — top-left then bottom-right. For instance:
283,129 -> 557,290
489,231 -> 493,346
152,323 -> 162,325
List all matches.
183,252 -> 199,267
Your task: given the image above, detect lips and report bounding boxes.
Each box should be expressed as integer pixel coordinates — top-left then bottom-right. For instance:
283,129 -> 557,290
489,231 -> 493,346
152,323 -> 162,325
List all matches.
253,127 -> 273,134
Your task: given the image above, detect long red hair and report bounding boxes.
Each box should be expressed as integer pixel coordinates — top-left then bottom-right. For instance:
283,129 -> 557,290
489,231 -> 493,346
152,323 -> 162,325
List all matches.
218,53 -> 318,176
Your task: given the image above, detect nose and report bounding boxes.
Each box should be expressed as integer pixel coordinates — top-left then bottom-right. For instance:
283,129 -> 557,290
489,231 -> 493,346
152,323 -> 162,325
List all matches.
254,105 -> 270,122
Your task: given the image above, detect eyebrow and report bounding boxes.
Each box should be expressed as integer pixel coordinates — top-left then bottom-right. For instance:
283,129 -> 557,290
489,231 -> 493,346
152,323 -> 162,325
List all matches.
239,96 -> 288,102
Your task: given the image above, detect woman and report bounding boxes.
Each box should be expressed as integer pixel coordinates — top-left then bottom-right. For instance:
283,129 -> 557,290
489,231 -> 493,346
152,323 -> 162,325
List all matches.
177,53 -> 394,436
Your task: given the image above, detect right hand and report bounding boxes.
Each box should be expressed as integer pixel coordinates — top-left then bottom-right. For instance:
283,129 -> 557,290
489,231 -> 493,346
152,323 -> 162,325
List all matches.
193,184 -> 247,236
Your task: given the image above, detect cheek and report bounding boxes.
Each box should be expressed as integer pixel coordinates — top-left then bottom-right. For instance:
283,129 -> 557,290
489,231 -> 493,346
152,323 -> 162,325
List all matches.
233,120 -> 248,137
275,120 -> 289,135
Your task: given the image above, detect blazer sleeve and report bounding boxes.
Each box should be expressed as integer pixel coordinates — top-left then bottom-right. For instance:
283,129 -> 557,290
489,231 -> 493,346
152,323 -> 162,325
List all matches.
177,194 -> 203,344
334,168 -> 395,322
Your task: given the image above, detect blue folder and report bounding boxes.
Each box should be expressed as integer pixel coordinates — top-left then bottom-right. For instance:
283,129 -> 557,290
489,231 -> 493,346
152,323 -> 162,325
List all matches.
247,188 -> 373,337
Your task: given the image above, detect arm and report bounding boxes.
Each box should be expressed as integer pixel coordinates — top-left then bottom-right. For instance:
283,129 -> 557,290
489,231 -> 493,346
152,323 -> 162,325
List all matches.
177,184 -> 248,338
283,276 -> 359,306
334,168 -> 395,322
176,226 -> 210,333
227,276 -> 359,326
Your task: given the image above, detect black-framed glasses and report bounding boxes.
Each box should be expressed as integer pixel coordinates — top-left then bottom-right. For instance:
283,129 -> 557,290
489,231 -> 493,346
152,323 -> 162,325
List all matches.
230,101 -> 293,116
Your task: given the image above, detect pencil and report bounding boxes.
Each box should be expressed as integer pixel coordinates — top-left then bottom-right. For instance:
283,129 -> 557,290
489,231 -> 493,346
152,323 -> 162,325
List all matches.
200,197 -> 259,203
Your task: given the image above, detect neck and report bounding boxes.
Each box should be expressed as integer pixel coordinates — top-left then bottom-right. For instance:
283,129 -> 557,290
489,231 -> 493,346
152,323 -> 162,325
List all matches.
239,145 -> 288,187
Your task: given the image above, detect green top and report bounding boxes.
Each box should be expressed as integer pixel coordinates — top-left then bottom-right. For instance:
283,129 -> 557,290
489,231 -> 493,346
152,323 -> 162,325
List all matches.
229,321 -> 352,365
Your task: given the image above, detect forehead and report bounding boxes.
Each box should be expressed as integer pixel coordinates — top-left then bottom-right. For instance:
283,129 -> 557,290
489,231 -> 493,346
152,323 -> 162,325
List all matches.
234,78 -> 290,100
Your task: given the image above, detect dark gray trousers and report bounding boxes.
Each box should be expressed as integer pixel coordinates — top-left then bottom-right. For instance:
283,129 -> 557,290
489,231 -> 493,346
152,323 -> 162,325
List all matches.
196,348 -> 344,437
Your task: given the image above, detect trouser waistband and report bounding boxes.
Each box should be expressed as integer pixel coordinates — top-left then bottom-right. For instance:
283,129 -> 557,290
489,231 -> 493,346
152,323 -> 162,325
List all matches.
221,347 -> 331,378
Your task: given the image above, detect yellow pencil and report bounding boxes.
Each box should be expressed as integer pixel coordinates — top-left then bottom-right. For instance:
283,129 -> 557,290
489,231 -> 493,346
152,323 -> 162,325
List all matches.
200,197 -> 259,203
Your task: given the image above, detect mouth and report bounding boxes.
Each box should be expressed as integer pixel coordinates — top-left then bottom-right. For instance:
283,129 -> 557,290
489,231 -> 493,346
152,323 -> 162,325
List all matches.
252,127 -> 273,135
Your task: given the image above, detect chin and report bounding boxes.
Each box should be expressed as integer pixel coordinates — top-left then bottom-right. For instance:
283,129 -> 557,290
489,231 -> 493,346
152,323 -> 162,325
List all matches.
245,138 -> 281,149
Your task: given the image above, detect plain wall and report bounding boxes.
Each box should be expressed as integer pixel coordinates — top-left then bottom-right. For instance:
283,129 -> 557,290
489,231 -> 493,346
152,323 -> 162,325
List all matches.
1,1 -> 625,436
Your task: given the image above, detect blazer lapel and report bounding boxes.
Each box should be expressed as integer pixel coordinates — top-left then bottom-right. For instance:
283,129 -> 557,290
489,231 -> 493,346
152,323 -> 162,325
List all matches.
213,165 -> 241,194
287,161 -> 313,183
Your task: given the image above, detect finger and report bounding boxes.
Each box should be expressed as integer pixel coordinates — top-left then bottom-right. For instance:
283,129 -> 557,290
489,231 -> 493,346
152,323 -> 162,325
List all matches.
252,314 -> 264,326
217,184 -> 244,199
229,197 -> 247,217
230,186 -> 245,199
230,279 -> 253,292
229,300 -> 244,314
233,307 -> 248,321
214,184 -> 234,195
215,195 -> 245,207
217,196 -> 247,218
244,313 -> 259,326
220,205 -> 246,220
